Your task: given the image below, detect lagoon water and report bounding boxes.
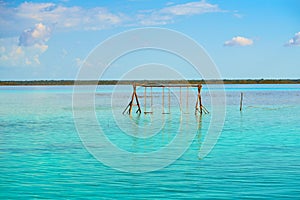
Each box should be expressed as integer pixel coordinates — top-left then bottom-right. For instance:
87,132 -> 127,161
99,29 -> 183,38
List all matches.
1,84 -> 300,199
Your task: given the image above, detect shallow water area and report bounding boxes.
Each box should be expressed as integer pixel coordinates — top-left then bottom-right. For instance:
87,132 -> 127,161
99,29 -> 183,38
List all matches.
1,84 -> 300,199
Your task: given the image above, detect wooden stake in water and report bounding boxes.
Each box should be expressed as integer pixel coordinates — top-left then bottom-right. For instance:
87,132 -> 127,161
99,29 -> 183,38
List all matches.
122,83 -> 142,115
144,87 -> 146,112
240,92 -> 243,111
168,87 -> 171,114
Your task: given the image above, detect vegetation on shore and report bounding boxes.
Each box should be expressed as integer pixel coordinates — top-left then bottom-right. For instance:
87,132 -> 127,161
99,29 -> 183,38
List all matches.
0,79 -> 299,86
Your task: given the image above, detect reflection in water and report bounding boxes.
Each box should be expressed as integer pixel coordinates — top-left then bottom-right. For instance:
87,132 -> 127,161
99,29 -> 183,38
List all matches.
127,113 -> 203,158
130,114 -> 140,151
239,110 -> 244,134
196,114 -> 203,159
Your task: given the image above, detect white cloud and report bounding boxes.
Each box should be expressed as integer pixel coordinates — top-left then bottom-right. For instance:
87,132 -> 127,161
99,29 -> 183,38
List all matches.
1,1 -> 223,34
138,0 -> 222,25
224,36 -> 253,47
137,13 -> 173,26
285,32 -> 300,46
0,3 -> 115,67
75,57 -> 83,67
0,2 -> 124,36
0,1 -> 224,67
0,22 -> 51,67
19,23 -> 52,46
233,10 -> 243,19
0,37 -> 46,67
161,0 -> 220,16
34,43 -> 48,53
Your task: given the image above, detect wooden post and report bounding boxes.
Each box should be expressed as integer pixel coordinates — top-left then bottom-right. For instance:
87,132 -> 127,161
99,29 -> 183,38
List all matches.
123,83 -> 141,115
195,84 -> 209,115
122,101 -> 132,115
240,92 -> 243,111
150,87 -> 153,113
144,86 -> 153,114
186,86 -> 189,113
134,85 -> 141,114
180,87 -> 182,112
144,87 -> 146,112
128,84 -> 135,114
162,87 -> 165,114
168,87 -> 171,113
195,84 -> 203,115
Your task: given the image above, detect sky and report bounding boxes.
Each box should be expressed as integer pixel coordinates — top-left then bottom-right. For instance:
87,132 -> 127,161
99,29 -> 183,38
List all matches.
0,0 -> 299,80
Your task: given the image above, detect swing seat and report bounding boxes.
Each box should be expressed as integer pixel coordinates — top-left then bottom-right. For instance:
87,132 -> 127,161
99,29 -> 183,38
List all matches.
144,111 -> 153,114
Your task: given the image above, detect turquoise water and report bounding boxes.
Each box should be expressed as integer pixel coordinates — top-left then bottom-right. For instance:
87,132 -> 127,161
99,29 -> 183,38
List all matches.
1,84 -> 300,199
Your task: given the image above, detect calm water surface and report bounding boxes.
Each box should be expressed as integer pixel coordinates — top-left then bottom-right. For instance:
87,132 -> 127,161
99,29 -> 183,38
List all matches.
1,84 -> 300,199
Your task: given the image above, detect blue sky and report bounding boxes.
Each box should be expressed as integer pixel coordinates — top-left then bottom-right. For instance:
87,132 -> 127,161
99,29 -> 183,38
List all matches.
0,0 -> 299,80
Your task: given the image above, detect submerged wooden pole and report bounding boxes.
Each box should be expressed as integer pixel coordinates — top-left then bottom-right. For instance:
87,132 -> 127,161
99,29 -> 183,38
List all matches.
195,84 -> 202,115
180,87 -> 182,112
162,87 -> 165,113
128,84 -> 135,114
195,84 -> 209,115
240,92 -> 243,111
186,86 -> 189,113
198,85 -> 203,115
168,87 -> 171,113
122,101 -> 131,115
150,87 -> 153,113
123,83 -> 141,115
144,87 -> 146,112
134,85 -> 141,114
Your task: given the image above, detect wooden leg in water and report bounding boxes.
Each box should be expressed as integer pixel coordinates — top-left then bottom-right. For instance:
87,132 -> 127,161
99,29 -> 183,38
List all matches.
168,87 -> 171,114
135,91 -> 141,114
144,87 -> 146,113
123,83 -> 141,115
128,91 -> 135,115
240,92 -> 243,111
151,87 -> 153,113
180,87 -> 182,112
186,87 -> 189,113
162,87 -> 164,114
195,94 -> 199,115
195,84 -> 203,115
123,100 -> 132,115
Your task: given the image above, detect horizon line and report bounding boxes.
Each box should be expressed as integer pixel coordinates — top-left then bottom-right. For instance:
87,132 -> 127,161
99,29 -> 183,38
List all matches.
0,79 -> 299,86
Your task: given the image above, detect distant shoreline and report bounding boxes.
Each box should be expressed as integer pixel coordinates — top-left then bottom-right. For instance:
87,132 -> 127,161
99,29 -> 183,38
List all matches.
0,79 -> 299,86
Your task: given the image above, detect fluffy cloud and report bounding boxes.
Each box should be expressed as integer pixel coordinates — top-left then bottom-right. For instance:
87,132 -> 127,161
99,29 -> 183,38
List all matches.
0,1 -> 223,34
0,22 -> 52,67
224,36 -> 253,47
0,22 -> 53,67
19,23 -> 52,46
0,1 -> 224,67
285,32 -> 300,46
0,37 -> 48,67
0,2 -> 124,36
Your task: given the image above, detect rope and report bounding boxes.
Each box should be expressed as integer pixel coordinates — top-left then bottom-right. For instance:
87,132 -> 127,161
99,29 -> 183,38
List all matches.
151,87 -> 153,113
180,87 -> 182,111
162,87 -> 164,113
168,87 -> 171,113
186,87 -> 189,113
144,87 -> 146,112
